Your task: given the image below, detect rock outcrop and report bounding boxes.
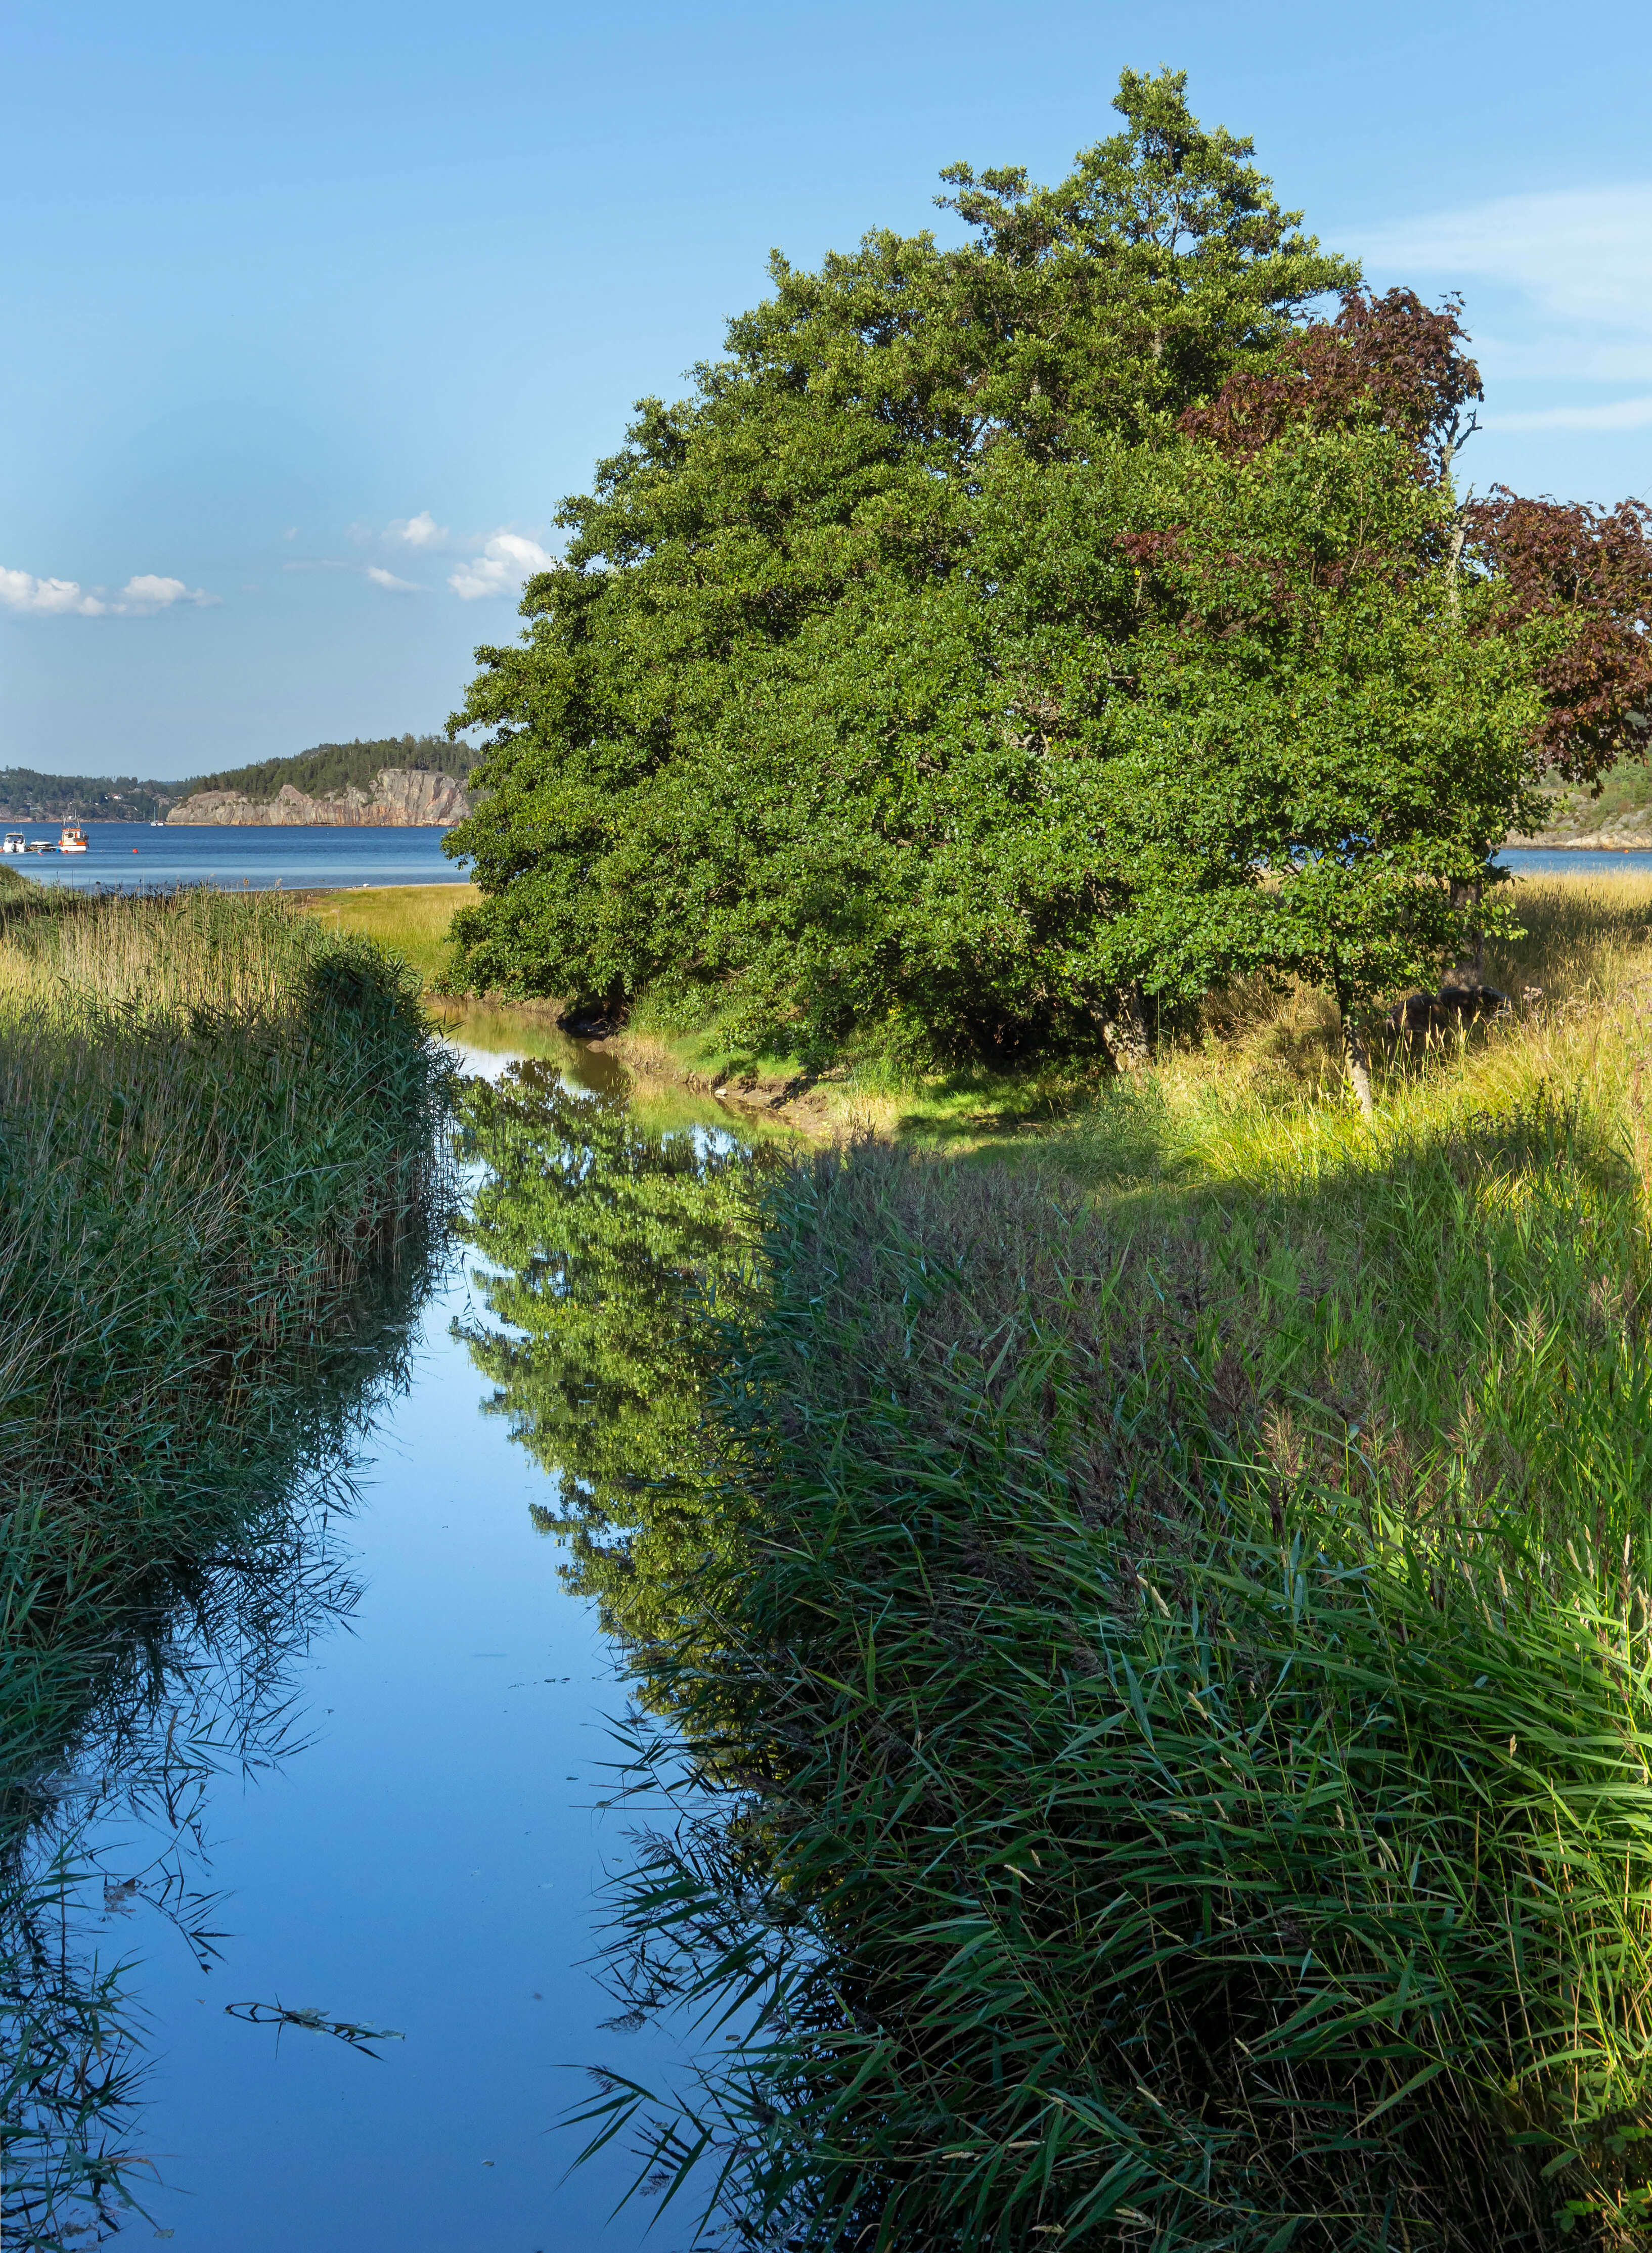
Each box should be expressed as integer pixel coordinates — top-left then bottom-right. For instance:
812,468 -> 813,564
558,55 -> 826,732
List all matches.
1387,982 -> 1508,1038
1507,812 -> 1652,850
166,768 -> 471,827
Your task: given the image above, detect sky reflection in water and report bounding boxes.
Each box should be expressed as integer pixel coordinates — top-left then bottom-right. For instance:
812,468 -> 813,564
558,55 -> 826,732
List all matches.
27,1036 -> 717,2250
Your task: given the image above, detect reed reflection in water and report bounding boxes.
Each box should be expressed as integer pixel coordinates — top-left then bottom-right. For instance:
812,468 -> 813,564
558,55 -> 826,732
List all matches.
1,1221 -> 438,2247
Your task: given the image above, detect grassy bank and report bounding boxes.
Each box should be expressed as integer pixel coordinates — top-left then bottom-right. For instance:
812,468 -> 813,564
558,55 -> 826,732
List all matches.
398,870 -> 1652,1147
0,873 -> 449,1761
566,871 -> 1652,2249
0,874 -> 448,2241
297,879 -> 478,987
299,871 -> 1650,1149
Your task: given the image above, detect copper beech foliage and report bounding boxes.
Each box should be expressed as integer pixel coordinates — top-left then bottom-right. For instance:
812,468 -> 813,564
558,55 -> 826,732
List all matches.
1185,289 -> 1652,783
1180,286 -> 1484,484
1465,488 -> 1652,780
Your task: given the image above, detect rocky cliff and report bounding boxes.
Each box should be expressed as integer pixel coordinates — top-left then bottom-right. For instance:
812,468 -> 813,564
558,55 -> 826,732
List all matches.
166,767 -> 472,827
1506,809 -> 1652,851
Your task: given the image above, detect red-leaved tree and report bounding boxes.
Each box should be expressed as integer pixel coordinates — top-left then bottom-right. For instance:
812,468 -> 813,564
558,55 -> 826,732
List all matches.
1184,294 -> 1652,784
1180,287 -> 1483,486
1464,489 -> 1652,782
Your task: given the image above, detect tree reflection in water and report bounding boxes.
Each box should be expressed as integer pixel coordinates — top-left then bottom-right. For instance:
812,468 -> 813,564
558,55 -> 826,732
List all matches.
452,1060 -> 762,1646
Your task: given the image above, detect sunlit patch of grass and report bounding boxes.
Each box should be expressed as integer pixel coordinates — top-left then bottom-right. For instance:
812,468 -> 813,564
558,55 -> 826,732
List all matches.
1029,871 -> 1652,1201
297,880 -> 478,987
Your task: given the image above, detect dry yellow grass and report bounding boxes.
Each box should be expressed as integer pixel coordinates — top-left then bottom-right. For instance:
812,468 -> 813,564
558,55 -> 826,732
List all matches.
1048,871 -> 1652,1194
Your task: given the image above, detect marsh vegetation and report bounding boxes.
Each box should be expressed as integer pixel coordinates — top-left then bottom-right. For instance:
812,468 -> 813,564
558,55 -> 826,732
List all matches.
7,863 -> 1652,2247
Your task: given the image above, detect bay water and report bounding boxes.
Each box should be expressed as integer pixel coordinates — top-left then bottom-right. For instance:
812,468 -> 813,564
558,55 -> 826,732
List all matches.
3,823 -> 470,891
10,823 -> 1651,896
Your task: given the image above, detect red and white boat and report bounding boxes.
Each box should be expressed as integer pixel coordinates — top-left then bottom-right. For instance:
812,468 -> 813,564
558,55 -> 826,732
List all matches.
57,825 -> 88,853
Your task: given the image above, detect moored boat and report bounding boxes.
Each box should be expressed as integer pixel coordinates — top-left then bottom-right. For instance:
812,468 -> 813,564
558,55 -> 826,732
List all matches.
2,832 -> 26,853
57,825 -> 88,853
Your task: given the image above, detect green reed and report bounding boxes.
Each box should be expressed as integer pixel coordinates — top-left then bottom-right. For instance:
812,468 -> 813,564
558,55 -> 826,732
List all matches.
0,882 -> 450,2244
582,1099 -> 1652,2249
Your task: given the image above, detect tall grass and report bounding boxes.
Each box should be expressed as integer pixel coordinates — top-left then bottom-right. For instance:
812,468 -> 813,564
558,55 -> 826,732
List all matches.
0,886 -> 447,1631
1062,873 -> 1652,1180
0,880 -> 450,2243
566,874 -> 1652,2250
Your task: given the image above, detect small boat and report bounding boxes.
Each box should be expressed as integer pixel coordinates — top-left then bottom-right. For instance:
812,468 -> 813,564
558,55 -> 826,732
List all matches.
57,825 -> 88,853
1,832 -> 26,853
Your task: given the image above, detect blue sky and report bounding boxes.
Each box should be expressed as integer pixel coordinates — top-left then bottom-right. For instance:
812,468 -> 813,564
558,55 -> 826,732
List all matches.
3,0 -> 1649,780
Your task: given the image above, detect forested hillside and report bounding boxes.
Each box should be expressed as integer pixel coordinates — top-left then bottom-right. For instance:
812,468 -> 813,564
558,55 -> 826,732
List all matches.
190,733 -> 474,800
0,734 -> 472,822
0,770 -> 184,822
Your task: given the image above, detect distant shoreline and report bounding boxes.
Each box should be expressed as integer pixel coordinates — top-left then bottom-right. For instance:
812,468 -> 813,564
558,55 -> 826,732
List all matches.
159,821 -> 460,830
0,818 -> 459,831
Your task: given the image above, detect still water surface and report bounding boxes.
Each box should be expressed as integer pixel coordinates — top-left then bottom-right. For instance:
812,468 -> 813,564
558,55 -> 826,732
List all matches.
29,1023 -> 723,2249
6,822 -> 469,890
8,827 -> 1651,894
1497,845 -> 1652,878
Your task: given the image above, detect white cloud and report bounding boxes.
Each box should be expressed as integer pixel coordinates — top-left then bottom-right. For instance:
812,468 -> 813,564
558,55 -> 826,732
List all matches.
1362,183 -> 1652,414
0,566 -> 214,616
367,565 -> 423,592
113,574 -> 215,612
448,530 -> 556,600
1476,337 -> 1652,385
1490,395 -> 1652,434
1364,185 -> 1652,335
0,568 -> 106,615
388,509 -> 447,549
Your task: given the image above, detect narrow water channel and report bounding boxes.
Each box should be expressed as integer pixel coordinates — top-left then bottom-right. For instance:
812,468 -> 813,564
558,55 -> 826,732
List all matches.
13,1021 -> 746,2249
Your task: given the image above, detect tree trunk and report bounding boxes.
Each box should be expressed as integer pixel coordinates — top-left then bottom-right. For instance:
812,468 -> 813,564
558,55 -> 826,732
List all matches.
1440,429 -> 1467,624
1447,875 -> 1486,986
1343,1019 -> 1375,1118
1444,514 -> 1466,625
1335,977 -> 1375,1118
1115,981 -> 1149,1071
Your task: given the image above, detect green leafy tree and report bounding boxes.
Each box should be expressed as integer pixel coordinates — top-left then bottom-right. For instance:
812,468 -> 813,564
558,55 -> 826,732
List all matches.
443,72 -> 1650,1108
443,71 -> 1353,1005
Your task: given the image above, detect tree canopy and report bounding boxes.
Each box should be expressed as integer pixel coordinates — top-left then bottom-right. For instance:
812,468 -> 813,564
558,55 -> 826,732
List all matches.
443,69 -> 1652,1079
0,769 -> 183,822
